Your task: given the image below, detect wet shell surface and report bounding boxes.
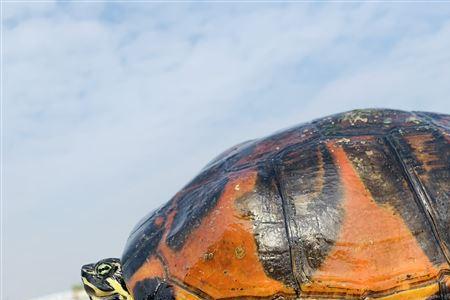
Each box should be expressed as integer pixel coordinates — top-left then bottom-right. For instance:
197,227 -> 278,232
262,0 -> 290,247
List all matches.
122,109 -> 450,300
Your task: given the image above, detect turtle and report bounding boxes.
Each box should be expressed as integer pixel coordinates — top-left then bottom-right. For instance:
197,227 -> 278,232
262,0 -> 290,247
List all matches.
81,258 -> 131,299
81,109 -> 450,300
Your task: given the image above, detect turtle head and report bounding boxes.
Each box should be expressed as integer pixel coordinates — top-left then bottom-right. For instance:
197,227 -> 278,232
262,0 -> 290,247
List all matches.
81,258 -> 133,300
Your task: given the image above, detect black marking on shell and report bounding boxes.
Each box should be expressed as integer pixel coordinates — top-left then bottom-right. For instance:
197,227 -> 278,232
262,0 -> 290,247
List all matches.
122,204 -> 169,281
425,286 -> 448,300
202,139 -> 257,171
416,111 -> 450,130
235,164 -> 297,289
166,177 -> 228,251
121,109 -> 450,297
342,135 -> 448,266
274,142 -> 343,283
388,126 -> 450,263
132,278 -> 175,300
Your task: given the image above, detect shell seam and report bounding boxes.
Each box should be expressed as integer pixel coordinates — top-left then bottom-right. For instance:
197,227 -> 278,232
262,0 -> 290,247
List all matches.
270,159 -> 302,297
384,135 -> 450,267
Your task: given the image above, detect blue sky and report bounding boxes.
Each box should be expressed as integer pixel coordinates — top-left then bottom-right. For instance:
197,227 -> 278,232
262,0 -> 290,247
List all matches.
3,2 -> 450,299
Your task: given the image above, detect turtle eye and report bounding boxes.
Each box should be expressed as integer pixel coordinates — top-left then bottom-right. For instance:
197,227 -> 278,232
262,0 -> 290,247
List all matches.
96,263 -> 112,276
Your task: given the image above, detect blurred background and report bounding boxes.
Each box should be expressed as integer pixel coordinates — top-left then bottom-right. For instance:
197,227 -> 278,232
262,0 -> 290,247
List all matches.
2,2 -> 450,300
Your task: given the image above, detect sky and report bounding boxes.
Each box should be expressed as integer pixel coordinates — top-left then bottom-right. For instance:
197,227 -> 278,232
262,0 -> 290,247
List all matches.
2,2 -> 450,300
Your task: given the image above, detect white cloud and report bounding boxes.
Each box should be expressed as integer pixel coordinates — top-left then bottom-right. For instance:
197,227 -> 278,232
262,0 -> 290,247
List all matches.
3,3 -> 450,299
3,1 -> 56,22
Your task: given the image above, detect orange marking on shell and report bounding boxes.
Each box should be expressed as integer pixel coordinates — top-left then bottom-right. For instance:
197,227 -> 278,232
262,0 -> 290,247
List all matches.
302,142 -> 440,295
365,282 -> 440,300
158,170 -> 294,298
127,256 -> 165,291
444,275 -> 450,290
405,134 -> 441,173
126,207 -> 179,292
172,286 -> 203,300
154,216 -> 165,227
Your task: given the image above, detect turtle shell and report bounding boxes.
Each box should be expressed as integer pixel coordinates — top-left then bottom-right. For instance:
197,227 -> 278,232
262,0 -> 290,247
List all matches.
121,109 -> 450,300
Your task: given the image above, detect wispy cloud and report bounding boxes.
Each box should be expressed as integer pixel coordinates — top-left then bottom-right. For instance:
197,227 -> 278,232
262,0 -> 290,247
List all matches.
3,3 -> 450,299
